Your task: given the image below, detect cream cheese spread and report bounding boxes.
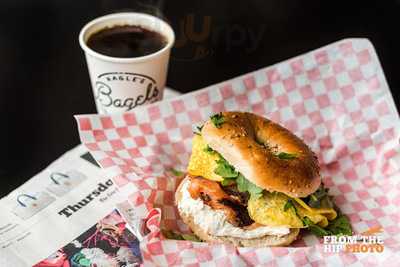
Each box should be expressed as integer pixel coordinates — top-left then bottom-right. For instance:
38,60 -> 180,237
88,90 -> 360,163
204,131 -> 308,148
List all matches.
178,180 -> 290,239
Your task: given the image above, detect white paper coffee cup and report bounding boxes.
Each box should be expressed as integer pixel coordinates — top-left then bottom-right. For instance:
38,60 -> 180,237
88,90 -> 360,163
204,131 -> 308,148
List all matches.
79,12 -> 175,114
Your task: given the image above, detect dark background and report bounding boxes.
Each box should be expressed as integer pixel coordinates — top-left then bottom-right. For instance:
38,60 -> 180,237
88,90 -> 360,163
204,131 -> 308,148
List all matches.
1,0 -> 399,197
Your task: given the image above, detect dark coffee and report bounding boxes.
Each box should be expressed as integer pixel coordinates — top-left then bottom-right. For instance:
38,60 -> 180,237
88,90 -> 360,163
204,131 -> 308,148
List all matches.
87,25 -> 167,58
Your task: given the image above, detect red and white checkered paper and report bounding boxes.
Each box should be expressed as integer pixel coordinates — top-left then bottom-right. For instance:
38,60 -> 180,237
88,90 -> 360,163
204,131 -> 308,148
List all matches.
76,39 -> 400,266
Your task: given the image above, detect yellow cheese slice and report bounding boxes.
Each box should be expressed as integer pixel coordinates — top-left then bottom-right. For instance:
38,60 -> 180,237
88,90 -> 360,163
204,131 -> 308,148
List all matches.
294,197 -> 337,227
248,192 -> 337,228
248,192 -> 304,228
187,135 -> 223,181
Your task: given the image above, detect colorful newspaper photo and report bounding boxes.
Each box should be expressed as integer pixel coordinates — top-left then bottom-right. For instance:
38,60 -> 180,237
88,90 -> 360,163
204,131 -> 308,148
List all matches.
33,209 -> 142,267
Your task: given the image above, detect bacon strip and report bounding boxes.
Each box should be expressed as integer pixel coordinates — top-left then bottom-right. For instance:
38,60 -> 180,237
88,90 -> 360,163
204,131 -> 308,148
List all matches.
188,176 -> 253,227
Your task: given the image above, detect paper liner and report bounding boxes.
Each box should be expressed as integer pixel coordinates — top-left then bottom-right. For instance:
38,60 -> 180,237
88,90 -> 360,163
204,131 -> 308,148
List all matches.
76,39 -> 400,266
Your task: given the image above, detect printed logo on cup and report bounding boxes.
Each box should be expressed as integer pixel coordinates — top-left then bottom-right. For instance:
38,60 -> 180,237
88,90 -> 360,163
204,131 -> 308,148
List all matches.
95,72 -> 160,112
79,13 -> 175,114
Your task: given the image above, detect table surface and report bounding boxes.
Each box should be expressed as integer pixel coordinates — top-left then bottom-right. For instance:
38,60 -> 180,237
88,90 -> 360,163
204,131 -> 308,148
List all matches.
1,1 -> 399,197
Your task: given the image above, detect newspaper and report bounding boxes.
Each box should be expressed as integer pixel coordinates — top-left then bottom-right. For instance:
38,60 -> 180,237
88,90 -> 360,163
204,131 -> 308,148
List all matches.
0,89 -> 180,267
0,145 -> 139,266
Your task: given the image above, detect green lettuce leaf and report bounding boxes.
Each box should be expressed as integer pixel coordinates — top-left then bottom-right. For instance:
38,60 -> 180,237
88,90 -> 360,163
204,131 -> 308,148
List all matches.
326,214 -> 353,236
277,152 -> 297,159
162,229 -> 202,242
214,158 -> 238,178
237,174 -> 263,199
302,214 -> 352,237
203,145 -> 215,153
181,234 -> 202,242
210,113 -> 225,128
283,198 -> 352,237
170,168 -> 184,177
304,184 -> 333,208
214,156 -> 263,199
303,217 -> 331,237
283,199 -> 296,212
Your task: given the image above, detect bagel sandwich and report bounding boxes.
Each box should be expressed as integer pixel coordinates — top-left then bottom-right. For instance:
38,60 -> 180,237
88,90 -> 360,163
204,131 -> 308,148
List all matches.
175,111 -> 352,247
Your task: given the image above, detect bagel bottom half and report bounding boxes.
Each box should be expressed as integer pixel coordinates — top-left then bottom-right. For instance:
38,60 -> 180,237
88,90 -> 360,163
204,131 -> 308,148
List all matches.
175,178 -> 300,247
